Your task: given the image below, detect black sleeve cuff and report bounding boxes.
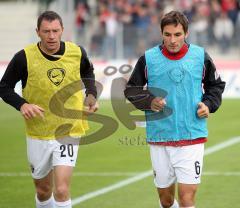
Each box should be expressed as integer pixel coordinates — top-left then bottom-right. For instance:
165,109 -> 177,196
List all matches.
202,99 -> 213,113
85,89 -> 97,99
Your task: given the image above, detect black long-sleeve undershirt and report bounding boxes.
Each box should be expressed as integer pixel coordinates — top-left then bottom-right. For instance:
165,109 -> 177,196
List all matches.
124,45 -> 226,113
0,41 -> 97,110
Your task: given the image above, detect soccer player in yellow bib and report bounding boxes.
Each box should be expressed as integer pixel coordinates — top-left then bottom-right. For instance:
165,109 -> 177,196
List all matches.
0,11 -> 98,208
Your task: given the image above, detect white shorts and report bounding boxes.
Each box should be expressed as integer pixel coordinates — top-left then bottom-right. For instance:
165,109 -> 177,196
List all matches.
27,137 -> 80,179
150,143 -> 204,188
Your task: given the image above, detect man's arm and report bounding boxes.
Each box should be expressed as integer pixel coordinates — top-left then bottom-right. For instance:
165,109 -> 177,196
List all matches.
124,55 -> 157,111
79,46 -> 98,114
0,50 -> 28,110
202,51 -> 226,113
79,46 -> 97,98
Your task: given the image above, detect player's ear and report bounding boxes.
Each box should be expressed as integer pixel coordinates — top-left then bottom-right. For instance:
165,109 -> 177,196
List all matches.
185,30 -> 189,39
36,28 -> 40,37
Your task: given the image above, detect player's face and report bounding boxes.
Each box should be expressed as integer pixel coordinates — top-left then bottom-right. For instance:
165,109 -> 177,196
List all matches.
162,23 -> 188,53
37,19 -> 63,54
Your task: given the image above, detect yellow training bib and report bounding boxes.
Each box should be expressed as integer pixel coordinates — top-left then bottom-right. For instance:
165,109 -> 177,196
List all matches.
23,42 -> 88,140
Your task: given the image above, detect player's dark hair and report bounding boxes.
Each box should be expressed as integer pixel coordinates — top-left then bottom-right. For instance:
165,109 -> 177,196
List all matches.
160,11 -> 188,34
37,11 -> 63,29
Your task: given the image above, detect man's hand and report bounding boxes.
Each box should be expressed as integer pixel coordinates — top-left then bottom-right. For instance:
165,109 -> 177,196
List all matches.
197,102 -> 209,118
150,97 -> 166,112
20,103 -> 45,120
84,94 -> 98,115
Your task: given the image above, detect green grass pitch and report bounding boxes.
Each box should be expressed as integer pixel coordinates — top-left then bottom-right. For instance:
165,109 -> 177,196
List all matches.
0,99 -> 240,208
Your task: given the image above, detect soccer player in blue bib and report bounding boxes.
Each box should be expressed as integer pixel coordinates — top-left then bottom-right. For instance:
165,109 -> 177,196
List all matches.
125,11 -> 225,208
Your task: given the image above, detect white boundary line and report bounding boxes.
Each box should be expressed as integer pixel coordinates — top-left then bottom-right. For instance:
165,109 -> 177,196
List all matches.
72,171 -> 152,205
72,136 -> 240,206
0,171 -> 240,177
0,172 -> 141,177
204,136 -> 240,155
203,172 -> 240,176
1,171 -> 240,177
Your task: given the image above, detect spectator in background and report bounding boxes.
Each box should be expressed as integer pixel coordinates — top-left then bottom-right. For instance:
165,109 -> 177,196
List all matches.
148,13 -> 162,47
120,2 -> 136,59
75,2 -> 90,47
91,0 -> 240,58
135,3 -> 151,56
221,0 -> 239,25
191,1 -> 210,47
208,0 -> 222,45
213,11 -> 234,52
236,7 -> 240,47
163,0 -> 177,13
102,10 -> 118,59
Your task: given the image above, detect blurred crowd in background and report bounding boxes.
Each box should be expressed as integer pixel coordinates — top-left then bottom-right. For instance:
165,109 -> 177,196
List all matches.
73,0 -> 240,59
